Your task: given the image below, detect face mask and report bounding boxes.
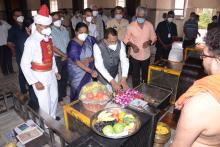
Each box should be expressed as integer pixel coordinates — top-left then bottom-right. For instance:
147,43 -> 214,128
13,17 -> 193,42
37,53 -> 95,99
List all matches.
78,33 -> 88,41
92,11 -> 98,17
86,16 -> 93,23
41,27 -> 51,36
108,44 -> 117,50
167,18 -> 173,23
17,16 -> 24,23
53,20 -> 62,27
136,17 -> 145,24
115,14 -> 123,20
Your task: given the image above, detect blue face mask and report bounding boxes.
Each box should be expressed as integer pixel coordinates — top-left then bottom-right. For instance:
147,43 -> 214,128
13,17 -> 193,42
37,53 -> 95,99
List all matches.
137,17 -> 145,24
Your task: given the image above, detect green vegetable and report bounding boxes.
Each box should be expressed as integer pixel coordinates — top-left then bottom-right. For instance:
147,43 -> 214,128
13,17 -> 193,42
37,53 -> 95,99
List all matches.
102,125 -> 114,135
123,114 -> 135,124
113,123 -> 125,134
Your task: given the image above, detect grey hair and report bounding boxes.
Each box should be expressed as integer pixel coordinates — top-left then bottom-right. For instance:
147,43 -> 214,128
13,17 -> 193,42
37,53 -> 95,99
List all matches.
136,6 -> 147,17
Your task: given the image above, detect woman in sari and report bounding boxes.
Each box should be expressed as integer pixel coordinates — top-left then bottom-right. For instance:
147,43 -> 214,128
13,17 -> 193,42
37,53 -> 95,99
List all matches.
67,22 -> 97,101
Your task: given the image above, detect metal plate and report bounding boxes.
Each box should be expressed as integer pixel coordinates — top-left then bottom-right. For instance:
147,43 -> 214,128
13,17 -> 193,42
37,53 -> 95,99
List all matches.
91,107 -> 141,139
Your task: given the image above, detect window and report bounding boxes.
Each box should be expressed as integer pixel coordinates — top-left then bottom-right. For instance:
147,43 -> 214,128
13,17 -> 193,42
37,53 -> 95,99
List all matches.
116,0 -> 125,7
50,0 -> 58,13
84,0 -> 88,9
174,0 -> 185,16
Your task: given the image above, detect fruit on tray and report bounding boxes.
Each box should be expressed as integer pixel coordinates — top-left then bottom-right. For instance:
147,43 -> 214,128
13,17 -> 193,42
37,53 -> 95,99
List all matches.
114,89 -> 144,107
94,109 -> 137,137
97,110 -> 115,122
79,82 -> 111,112
113,123 -> 125,134
79,82 -> 110,101
94,121 -> 116,133
156,124 -> 169,135
102,125 -> 114,135
123,114 -> 135,124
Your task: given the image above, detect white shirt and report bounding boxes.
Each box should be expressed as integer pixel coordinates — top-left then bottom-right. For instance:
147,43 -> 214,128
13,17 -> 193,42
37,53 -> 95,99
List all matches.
21,31 -> 58,85
83,20 -> 97,38
71,15 -> 82,30
100,14 -> 109,25
94,41 -> 129,82
0,20 -> 11,46
88,23 -> 97,38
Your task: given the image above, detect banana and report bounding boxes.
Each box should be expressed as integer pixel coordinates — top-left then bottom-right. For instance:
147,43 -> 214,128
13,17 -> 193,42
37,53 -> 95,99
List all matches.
98,116 -> 115,122
97,111 -> 115,122
98,111 -> 112,119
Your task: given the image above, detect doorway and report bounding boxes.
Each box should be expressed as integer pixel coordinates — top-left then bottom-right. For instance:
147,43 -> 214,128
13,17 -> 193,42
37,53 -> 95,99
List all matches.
126,0 -> 140,18
195,8 -> 216,43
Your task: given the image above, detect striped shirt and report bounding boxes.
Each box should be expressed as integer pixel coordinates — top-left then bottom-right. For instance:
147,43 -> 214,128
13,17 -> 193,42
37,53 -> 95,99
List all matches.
51,25 -> 70,55
184,19 -> 198,40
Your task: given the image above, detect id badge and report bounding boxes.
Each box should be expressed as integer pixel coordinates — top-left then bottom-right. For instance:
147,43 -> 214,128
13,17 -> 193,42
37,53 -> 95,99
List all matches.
168,33 -> 171,38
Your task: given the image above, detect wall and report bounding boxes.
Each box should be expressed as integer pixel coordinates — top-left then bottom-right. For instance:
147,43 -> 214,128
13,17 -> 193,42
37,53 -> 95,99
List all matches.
0,0 -> 5,19
188,0 -> 220,9
87,0 -> 116,8
0,0 -> 5,10
27,0 -> 40,10
140,0 -> 220,37
58,0 -> 72,9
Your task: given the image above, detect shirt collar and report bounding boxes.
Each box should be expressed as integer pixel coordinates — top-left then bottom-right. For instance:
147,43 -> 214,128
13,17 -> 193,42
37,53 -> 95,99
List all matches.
52,25 -> 63,31
33,30 -> 46,41
134,21 -> 146,29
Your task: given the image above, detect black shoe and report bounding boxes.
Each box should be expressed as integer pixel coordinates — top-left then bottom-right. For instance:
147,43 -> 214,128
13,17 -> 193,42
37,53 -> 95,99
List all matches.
56,116 -> 61,121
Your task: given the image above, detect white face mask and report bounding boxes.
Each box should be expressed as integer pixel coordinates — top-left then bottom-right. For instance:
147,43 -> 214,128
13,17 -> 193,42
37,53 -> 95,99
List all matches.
108,44 -> 117,50
41,27 -> 51,36
78,33 -> 88,41
92,11 -> 98,17
167,17 -> 174,23
86,16 -> 93,23
115,14 -> 123,20
53,20 -> 62,27
17,16 -> 24,23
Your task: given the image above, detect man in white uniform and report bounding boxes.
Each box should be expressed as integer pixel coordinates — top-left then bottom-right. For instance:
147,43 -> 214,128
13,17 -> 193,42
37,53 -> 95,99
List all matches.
21,5 -> 60,118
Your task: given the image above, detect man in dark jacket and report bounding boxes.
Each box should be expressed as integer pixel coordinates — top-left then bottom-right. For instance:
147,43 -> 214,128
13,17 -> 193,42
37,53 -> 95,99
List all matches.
155,11 -> 178,61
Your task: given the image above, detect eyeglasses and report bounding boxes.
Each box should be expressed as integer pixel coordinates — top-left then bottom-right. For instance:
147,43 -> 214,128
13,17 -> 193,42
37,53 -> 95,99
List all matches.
200,52 -> 217,59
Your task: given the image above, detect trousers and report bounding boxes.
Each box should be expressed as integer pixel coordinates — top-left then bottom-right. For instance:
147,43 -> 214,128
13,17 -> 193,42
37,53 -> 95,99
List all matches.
55,56 -> 68,101
0,45 -> 14,75
33,77 -> 58,118
18,65 -> 28,94
28,85 -> 39,110
130,57 -> 150,88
